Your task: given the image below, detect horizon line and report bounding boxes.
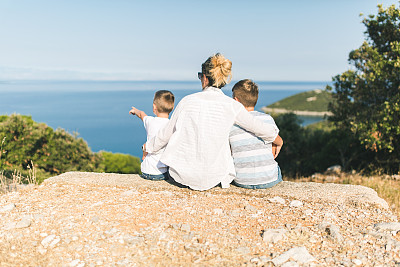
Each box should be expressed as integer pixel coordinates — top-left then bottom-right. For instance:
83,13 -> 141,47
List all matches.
0,79 -> 331,83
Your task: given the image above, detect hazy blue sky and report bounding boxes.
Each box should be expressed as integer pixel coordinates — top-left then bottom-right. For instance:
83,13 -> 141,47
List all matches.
0,0 -> 398,81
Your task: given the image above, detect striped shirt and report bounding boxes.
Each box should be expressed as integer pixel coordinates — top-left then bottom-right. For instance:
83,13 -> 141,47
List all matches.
229,111 -> 279,185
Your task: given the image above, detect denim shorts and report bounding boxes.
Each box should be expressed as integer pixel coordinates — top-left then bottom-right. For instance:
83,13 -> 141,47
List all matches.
140,172 -> 168,181
233,166 -> 283,189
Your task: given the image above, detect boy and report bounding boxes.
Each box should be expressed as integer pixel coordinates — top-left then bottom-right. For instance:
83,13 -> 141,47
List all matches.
229,79 -> 283,189
129,90 -> 174,180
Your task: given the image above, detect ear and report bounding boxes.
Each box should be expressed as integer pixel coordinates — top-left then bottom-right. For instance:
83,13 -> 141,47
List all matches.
233,97 -> 239,102
203,76 -> 210,87
153,103 -> 157,114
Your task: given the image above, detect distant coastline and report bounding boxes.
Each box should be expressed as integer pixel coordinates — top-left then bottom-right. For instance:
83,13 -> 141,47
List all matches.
262,107 -> 332,117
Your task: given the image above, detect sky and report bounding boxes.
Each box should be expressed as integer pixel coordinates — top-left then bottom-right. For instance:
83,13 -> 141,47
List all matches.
0,0 -> 398,82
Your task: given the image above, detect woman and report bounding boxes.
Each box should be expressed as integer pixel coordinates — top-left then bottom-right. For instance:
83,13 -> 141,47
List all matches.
144,53 -> 279,190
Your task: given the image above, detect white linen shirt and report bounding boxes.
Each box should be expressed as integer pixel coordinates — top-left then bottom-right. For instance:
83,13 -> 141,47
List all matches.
145,86 -> 279,191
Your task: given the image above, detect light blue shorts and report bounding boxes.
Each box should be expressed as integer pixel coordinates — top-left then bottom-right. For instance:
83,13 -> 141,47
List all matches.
233,166 -> 283,189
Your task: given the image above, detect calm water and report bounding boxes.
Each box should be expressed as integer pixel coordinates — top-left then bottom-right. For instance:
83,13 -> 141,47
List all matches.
0,80 -> 329,157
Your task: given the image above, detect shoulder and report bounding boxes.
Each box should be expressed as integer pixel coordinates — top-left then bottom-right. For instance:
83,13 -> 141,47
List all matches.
143,115 -> 154,121
180,90 -> 236,105
143,115 -> 155,125
250,111 -> 274,121
176,92 -> 201,106
155,117 -> 170,124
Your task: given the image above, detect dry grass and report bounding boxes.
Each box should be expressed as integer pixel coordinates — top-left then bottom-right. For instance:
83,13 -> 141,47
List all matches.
343,174 -> 400,218
0,137 -> 38,194
289,173 -> 400,219
1,166 -> 38,193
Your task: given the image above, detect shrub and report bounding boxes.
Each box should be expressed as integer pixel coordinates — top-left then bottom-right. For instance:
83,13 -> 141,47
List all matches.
0,114 -> 103,176
101,151 -> 141,174
0,114 -> 142,182
274,113 -> 375,177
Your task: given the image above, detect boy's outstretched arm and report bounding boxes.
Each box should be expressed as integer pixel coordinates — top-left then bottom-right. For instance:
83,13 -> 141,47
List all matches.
129,106 -> 147,121
272,135 -> 283,159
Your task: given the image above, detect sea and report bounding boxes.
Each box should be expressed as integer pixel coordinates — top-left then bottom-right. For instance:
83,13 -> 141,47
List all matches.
0,80 -> 329,158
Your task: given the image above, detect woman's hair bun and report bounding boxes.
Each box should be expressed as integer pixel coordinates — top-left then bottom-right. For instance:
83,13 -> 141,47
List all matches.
202,53 -> 232,88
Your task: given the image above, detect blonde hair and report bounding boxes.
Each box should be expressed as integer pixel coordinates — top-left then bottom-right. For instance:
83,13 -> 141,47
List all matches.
232,79 -> 259,108
201,53 -> 232,88
153,90 -> 175,114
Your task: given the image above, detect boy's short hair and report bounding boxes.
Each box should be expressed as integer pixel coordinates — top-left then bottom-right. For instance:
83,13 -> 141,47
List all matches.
153,90 -> 175,114
232,79 -> 259,108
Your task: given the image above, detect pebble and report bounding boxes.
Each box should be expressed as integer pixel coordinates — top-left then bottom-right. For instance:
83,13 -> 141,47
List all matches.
41,234 -> 59,248
262,228 -> 287,243
4,218 -> 32,230
259,255 -> 269,263
69,259 -> 82,267
37,246 -> 47,255
374,222 -> 400,233
180,224 -> 191,232
213,208 -> 223,215
318,222 -> 343,242
15,216 -> 31,229
303,209 -> 313,216
268,196 -> 286,205
281,261 -> 299,267
0,203 -> 16,212
289,200 -> 303,208
244,205 -> 257,212
271,246 -> 316,265
250,257 -> 260,263
352,258 -> 363,266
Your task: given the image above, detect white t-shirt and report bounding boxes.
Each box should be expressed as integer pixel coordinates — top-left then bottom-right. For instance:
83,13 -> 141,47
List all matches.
141,116 -> 169,175
145,87 -> 279,190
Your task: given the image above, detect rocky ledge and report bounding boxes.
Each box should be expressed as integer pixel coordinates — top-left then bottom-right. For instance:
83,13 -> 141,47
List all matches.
0,172 -> 399,266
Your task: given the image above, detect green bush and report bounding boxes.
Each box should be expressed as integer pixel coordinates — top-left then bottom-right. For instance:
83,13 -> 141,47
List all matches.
101,151 -> 141,174
0,114 -> 141,182
0,114 -> 104,177
274,113 -> 375,177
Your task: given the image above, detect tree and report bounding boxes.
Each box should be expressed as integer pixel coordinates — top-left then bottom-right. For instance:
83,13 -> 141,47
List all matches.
274,113 -> 368,177
273,113 -> 307,176
328,3 -> 400,173
0,114 -> 104,178
0,114 -> 142,182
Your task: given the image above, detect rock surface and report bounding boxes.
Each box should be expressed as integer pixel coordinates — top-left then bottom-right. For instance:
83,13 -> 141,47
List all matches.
0,171 -> 399,266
